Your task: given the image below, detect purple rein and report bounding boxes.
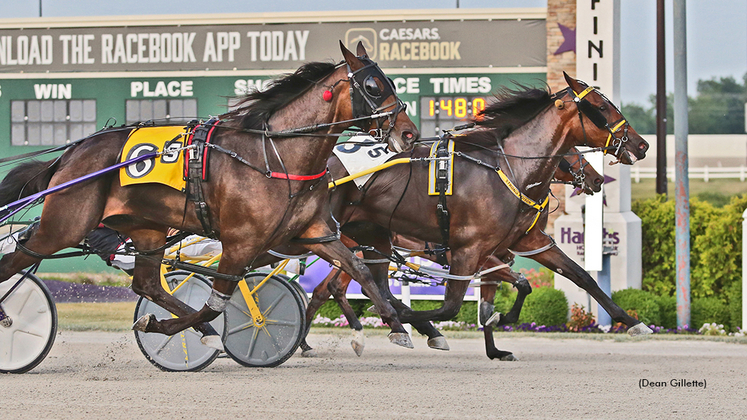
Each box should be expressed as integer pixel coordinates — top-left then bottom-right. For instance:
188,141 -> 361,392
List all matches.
0,152 -> 160,224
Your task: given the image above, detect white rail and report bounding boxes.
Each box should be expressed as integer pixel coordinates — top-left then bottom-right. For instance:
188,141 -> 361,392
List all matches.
631,166 -> 747,183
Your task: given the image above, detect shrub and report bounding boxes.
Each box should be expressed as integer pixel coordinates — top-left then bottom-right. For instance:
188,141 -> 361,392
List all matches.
632,196 -> 720,299
656,294 -> 677,329
518,287 -> 568,326
691,296 -> 730,331
611,288 -> 661,327
317,299 -> 344,319
520,267 -> 553,288
567,303 -> 595,331
692,194 -> 746,301
454,301 -> 478,324
411,300 -> 443,312
632,193 -> 745,323
489,282 -> 518,315
724,280 -> 742,332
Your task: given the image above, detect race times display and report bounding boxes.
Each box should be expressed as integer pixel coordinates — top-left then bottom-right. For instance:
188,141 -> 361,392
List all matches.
419,96 -> 488,135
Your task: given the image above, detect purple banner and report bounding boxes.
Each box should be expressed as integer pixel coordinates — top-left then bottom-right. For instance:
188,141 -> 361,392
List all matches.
296,256 -> 476,300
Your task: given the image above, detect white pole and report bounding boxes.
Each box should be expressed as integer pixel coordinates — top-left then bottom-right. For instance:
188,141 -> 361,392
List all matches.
401,281 -> 412,335
584,151 -> 604,272
742,208 -> 747,331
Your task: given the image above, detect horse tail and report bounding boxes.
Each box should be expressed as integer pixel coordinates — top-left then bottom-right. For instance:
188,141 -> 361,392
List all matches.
0,159 -> 60,206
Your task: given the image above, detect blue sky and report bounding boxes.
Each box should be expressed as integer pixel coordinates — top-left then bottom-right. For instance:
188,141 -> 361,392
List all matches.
2,0 -> 745,106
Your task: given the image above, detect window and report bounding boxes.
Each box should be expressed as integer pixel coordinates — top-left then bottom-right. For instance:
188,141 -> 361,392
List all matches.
125,99 -> 198,124
11,99 -> 96,146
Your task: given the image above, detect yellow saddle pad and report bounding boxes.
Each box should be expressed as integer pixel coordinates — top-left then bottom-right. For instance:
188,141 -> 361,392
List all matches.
120,126 -> 189,191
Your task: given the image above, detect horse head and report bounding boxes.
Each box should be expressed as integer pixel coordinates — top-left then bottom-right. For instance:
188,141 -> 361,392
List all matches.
339,41 -> 419,152
556,147 -> 604,194
561,72 -> 648,164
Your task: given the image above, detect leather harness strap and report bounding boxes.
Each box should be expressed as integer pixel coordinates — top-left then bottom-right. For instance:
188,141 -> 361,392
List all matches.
434,138 -> 452,251
185,118 -> 220,239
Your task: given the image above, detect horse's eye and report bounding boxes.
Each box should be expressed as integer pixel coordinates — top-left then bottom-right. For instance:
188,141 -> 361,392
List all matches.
364,76 -> 382,97
599,104 -> 607,111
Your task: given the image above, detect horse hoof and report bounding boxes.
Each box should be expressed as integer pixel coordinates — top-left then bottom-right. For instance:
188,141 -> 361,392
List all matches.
388,332 -> 414,349
351,329 -> 365,357
427,336 -> 450,351
132,314 -> 155,332
200,335 -> 225,351
302,349 -> 318,358
485,312 -> 503,327
500,353 -> 519,361
627,322 -> 654,336
367,305 -> 379,315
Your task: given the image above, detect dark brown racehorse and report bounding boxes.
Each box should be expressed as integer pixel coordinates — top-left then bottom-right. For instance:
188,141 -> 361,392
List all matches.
0,42 -> 420,348
298,147 -> 604,358
268,73 -> 649,358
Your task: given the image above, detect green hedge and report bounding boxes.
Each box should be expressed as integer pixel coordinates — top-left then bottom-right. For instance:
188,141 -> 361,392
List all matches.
314,284 -> 569,327
517,287 -> 568,326
632,194 -> 746,331
611,288 -> 662,327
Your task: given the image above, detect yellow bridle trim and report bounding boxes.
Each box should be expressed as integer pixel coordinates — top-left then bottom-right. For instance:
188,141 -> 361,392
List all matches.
604,119 -> 628,155
574,86 -> 595,100
496,168 -> 550,233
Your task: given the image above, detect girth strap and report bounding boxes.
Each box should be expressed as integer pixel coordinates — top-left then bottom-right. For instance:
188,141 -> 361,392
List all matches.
185,118 -> 220,239
290,232 -> 340,244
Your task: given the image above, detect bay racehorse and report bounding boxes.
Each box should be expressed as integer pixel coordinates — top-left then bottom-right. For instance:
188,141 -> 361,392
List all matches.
265,73 -> 650,358
0,42 -> 420,348
298,145 -> 604,358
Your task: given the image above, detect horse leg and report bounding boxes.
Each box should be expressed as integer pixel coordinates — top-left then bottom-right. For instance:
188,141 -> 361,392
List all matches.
299,222 -> 412,349
0,186 -> 108,283
479,281 -> 518,361
393,246 -> 479,325
362,257 -> 450,351
125,229 -> 221,347
133,242 -> 256,340
529,245 -> 653,335
325,270 -> 367,356
298,268 -> 342,357
485,270 -> 532,327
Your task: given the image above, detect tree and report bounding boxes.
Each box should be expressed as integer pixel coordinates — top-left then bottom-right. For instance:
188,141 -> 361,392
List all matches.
621,73 -> 746,134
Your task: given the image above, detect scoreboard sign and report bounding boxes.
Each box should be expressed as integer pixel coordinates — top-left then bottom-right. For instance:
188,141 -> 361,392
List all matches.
0,9 -> 547,273
0,11 -> 545,73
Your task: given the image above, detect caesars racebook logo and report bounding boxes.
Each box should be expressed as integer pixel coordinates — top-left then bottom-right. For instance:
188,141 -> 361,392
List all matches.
345,28 -> 377,59
345,26 -> 459,62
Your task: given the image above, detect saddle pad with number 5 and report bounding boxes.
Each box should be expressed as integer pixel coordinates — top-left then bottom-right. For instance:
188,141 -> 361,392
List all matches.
119,126 -> 189,191
332,133 -> 395,189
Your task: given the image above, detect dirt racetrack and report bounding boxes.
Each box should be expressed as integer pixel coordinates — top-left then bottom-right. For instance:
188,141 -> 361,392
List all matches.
4,330 -> 746,419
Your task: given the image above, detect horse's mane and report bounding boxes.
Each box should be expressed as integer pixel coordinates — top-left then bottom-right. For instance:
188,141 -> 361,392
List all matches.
460,84 -> 553,147
222,61 -> 339,129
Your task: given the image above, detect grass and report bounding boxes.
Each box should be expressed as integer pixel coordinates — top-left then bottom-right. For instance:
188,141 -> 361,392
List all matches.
631,178 -> 746,204
56,301 -> 137,331
39,271 -> 132,287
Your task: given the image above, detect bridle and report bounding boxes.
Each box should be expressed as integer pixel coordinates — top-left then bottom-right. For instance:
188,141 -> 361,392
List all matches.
345,57 -> 407,145
557,149 -> 590,190
566,85 -> 631,158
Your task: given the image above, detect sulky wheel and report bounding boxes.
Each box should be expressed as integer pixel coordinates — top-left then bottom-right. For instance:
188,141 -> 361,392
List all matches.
0,271 -> 57,374
223,272 -> 306,368
280,274 -> 309,309
134,271 -> 225,372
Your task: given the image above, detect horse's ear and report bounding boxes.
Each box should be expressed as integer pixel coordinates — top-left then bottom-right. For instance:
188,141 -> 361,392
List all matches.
563,71 -> 583,94
356,41 -> 368,58
340,40 -> 364,71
